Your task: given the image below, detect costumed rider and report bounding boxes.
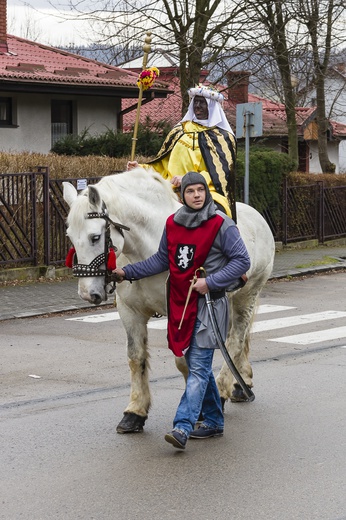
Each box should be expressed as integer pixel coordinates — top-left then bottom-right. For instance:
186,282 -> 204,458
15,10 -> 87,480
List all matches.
113,171 -> 250,450
127,84 -> 237,220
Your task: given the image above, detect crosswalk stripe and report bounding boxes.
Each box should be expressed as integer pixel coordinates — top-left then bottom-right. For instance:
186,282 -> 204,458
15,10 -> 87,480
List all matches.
256,304 -> 296,314
252,310 -> 346,333
66,304 -> 296,324
148,319 -> 167,330
271,326 -> 346,345
66,311 -> 120,323
66,308 -> 346,345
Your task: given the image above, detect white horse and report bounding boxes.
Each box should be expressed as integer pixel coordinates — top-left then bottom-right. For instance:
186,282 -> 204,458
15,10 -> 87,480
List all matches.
63,167 -> 275,433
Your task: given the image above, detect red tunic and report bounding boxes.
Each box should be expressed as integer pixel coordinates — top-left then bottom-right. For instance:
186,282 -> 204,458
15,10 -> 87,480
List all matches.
166,213 -> 223,356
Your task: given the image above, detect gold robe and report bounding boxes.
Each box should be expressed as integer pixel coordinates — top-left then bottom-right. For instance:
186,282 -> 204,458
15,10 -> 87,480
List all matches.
141,121 -> 237,219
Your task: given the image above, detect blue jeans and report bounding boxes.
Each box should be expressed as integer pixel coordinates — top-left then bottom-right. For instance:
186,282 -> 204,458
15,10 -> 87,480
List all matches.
173,320 -> 224,437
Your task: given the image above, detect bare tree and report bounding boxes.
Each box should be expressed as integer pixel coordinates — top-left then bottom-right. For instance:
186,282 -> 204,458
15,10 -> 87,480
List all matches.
296,0 -> 345,173
240,0 -> 306,169
64,0 -> 248,113
60,0 -> 345,172
242,0 -> 346,172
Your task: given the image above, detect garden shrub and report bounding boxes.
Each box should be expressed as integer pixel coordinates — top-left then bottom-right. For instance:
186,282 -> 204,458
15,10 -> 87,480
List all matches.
51,117 -> 172,158
236,146 -> 295,232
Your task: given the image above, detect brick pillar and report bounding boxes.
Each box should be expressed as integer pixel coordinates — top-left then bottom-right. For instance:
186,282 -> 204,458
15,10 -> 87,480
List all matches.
0,0 -> 8,53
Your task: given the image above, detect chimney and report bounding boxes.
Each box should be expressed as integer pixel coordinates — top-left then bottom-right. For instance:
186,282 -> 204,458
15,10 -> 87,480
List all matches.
0,0 -> 8,53
227,71 -> 250,105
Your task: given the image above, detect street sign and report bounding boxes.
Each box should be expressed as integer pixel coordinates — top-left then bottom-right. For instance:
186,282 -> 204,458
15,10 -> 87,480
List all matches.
77,178 -> 88,191
236,102 -> 263,138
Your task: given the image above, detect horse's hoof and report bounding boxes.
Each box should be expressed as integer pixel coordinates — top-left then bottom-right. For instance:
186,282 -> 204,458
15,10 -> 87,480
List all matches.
116,412 -> 147,433
230,383 -> 254,403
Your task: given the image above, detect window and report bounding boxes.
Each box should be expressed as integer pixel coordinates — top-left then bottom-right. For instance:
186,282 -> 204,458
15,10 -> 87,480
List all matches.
0,97 -> 12,125
51,100 -> 73,146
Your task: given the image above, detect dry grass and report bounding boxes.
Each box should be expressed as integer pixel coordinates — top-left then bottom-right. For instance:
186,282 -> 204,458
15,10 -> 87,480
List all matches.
0,152 -> 152,179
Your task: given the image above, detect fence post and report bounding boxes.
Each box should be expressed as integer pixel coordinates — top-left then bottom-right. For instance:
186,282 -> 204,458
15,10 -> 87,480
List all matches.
35,167 -> 50,265
282,176 -> 288,245
30,172 -> 38,266
317,181 -> 324,243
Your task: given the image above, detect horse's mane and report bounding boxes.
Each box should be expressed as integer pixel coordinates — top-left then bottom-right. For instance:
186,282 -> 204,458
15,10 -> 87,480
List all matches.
100,167 -> 178,203
67,167 -> 180,229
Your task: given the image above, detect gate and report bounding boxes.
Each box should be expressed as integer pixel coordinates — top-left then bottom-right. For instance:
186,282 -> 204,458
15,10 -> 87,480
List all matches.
0,170 -> 101,267
0,168 -> 49,266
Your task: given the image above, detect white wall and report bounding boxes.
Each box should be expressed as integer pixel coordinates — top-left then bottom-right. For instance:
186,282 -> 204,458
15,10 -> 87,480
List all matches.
77,96 -> 119,135
306,73 -> 346,173
0,92 -> 120,154
0,93 -> 51,153
338,142 -> 346,173
308,141 -> 340,173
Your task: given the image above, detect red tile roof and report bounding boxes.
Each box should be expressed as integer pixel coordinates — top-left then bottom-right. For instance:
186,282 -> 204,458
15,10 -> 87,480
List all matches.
0,35 -> 169,94
244,94 -> 346,138
225,93 -> 317,136
122,68 -> 346,139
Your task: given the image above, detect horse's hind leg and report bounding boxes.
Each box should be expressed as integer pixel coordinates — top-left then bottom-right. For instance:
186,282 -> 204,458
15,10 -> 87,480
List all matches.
116,304 -> 151,434
216,285 -> 260,404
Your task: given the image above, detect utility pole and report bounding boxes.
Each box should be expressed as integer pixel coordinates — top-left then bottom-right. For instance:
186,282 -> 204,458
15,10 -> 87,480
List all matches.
236,102 -> 263,204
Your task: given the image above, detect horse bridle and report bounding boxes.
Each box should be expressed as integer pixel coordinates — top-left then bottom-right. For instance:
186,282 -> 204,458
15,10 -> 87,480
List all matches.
67,201 -> 130,293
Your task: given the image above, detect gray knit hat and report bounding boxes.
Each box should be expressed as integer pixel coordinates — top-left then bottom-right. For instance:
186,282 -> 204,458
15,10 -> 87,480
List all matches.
180,171 -> 211,206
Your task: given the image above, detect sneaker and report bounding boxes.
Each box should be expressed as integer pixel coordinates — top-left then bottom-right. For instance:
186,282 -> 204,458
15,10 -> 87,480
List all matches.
189,424 -> 224,439
164,429 -> 187,449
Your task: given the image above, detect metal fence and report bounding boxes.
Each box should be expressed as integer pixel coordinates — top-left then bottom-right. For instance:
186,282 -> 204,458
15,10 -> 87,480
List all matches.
282,178 -> 346,244
1,169 -> 346,268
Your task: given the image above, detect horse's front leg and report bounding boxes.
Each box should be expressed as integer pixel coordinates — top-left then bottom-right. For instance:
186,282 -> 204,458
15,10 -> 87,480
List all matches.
116,303 -> 151,434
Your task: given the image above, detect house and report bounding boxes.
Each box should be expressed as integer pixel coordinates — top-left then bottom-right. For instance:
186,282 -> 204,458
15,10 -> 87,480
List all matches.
303,60 -> 346,173
224,71 -> 346,173
0,0 -> 170,154
122,57 -> 346,173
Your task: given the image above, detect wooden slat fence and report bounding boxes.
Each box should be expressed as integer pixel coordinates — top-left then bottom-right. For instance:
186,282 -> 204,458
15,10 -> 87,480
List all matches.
1,169 -> 345,267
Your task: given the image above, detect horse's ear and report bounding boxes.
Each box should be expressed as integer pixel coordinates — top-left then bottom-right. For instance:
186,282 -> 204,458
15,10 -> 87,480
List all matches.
63,182 -> 77,208
88,185 -> 102,209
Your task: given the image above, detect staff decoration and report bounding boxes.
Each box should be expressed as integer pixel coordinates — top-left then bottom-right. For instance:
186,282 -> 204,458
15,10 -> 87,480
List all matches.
130,32 -> 160,161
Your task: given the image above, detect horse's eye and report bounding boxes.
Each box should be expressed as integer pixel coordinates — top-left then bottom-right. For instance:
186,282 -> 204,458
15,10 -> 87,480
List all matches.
91,235 -> 101,244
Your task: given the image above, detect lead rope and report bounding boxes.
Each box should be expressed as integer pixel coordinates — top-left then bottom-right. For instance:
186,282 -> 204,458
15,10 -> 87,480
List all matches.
178,267 -> 205,330
178,274 -> 197,330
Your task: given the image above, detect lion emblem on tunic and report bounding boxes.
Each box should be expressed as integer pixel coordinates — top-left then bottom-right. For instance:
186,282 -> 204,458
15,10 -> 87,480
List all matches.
175,244 -> 196,271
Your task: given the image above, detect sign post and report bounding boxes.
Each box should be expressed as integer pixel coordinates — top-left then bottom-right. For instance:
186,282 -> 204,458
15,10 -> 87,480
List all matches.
236,102 -> 263,204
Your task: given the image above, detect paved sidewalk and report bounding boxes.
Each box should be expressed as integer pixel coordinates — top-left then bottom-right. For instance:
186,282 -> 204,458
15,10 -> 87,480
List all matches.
0,244 -> 345,321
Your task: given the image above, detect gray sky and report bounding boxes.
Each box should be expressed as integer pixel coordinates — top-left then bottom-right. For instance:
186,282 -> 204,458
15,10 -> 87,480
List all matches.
7,0 -> 92,46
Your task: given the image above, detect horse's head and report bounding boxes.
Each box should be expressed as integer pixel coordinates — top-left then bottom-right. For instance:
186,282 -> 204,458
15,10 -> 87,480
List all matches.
63,181 -> 129,305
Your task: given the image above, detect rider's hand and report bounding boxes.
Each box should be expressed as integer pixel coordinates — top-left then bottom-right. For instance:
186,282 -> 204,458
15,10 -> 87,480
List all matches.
112,267 -> 125,282
171,176 -> 183,188
127,161 -> 139,171
192,277 -> 209,295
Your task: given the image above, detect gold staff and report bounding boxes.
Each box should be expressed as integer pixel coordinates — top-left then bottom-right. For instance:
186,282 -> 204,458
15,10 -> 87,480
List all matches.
130,31 -> 152,161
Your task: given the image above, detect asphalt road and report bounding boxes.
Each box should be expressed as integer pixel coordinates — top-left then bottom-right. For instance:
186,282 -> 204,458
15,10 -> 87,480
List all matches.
1,273 -> 346,520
